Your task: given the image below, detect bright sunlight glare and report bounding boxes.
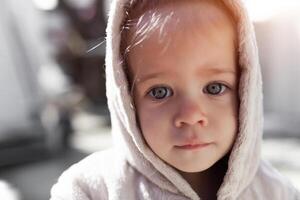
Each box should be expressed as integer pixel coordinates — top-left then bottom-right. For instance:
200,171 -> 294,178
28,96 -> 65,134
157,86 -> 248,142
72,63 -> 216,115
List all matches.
245,0 -> 300,22
32,0 -> 58,11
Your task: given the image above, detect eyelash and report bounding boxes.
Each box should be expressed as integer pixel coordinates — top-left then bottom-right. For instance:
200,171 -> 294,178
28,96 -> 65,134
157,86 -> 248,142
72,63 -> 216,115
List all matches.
147,82 -> 230,100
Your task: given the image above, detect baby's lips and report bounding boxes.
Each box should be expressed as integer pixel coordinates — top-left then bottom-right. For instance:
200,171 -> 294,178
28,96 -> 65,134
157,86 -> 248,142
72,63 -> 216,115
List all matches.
176,136 -> 213,146
174,141 -> 213,149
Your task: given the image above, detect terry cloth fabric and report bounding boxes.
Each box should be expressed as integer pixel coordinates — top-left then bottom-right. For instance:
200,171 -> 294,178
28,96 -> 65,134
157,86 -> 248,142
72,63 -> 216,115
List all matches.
50,0 -> 300,199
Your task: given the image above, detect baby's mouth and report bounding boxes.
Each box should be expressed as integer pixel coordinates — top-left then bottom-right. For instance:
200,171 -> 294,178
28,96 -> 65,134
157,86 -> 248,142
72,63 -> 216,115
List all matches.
174,142 -> 212,150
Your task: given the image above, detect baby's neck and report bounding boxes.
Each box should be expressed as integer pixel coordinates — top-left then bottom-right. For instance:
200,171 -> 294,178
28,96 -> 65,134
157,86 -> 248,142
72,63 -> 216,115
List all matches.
179,155 -> 229,200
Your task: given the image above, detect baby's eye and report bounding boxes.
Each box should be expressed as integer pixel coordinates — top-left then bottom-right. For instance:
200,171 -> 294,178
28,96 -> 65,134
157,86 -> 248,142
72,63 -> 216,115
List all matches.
148,86 -> 173,100
204,83 -> 227,95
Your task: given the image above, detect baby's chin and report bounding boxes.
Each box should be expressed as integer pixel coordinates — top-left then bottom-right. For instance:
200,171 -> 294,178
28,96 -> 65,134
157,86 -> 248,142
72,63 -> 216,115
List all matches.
173,162 -> 215,173
166,156 -> 218,173
172,153 -> 231,174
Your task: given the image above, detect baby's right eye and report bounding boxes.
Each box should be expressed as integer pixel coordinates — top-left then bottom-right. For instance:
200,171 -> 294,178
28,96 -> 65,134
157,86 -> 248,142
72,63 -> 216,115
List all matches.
148,86 -> 173,100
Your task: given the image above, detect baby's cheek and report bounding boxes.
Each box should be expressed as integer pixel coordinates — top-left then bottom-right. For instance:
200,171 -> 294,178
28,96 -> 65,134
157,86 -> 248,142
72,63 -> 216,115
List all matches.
140,106 -> 164,130
139,110 -> 165,151
138,103 -> 153,123
212,94 -> 238,117
139,105 -> 170,136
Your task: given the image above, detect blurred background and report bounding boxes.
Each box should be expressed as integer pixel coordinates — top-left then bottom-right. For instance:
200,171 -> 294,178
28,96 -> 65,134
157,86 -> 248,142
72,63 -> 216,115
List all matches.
0,0 -> 299,199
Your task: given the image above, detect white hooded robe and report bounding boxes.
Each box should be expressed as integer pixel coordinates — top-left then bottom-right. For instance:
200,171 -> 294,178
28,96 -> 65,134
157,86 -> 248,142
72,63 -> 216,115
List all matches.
50,0 -> 300,199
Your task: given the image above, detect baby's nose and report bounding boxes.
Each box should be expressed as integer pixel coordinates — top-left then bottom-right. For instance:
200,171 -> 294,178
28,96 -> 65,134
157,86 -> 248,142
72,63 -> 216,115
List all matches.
174,99 -> 208,128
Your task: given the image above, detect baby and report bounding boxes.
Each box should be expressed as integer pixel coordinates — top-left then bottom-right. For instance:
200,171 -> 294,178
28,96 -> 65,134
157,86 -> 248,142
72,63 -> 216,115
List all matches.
122,0 -> 238,198
50,0 -> 300,199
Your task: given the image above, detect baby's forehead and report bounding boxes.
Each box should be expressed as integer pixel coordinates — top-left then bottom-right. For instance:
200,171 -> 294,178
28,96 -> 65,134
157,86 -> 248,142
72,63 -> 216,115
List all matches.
122,0 -> 238,80
127,0 -> 236,43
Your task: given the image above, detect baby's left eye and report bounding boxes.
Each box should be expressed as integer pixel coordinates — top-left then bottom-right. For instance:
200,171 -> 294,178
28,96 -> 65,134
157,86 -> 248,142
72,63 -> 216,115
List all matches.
204,83 -> 227,95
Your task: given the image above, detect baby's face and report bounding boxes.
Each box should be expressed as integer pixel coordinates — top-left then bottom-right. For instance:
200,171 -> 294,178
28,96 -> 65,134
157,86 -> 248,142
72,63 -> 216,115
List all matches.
128,1 -> 238,172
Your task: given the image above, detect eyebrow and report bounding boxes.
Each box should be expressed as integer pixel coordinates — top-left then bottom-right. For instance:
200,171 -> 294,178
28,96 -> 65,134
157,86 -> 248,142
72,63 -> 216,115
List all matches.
137,72 -> 165,84
201,67 -> 236,75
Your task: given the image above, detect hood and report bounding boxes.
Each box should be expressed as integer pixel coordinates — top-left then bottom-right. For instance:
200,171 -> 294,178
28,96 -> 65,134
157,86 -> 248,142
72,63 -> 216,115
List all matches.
105,0 -> 263,199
